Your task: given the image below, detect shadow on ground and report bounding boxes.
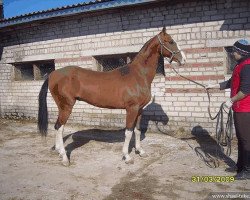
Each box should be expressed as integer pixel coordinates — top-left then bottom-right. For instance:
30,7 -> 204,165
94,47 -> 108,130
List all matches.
189,125 -> 236,168
59,128 -> 146,161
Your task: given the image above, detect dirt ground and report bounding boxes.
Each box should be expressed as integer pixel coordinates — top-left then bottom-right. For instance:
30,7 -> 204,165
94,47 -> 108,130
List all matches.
0,119 -> 249,200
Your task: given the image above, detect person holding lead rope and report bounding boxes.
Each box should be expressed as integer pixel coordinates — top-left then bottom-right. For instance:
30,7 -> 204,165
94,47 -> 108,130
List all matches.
206,39 -> 250,180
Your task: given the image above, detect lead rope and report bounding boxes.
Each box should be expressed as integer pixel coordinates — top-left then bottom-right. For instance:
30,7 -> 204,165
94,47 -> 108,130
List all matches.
169,64 -> 234,159
156,35 -> 234,161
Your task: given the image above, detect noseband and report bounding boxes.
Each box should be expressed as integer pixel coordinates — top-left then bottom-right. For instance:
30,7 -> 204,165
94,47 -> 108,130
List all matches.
157,35 -> 181,64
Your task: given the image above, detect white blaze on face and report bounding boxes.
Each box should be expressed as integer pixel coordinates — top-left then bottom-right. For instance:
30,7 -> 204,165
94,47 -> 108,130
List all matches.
174,39 -> 186,65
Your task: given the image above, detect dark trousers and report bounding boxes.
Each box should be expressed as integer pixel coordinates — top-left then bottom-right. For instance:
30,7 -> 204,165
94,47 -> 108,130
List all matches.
233,112 -> 250,170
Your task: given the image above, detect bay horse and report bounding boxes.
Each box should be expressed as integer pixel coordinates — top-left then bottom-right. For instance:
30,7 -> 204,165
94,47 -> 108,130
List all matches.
38,27 -> 186,166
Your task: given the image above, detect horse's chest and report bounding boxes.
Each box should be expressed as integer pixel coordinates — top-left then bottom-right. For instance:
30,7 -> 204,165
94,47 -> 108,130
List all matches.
140,89 -> 150,100
126,84 -> 150,101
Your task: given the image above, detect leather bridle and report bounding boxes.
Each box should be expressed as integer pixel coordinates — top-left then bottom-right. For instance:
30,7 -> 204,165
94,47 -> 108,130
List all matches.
157,34 -> 181,64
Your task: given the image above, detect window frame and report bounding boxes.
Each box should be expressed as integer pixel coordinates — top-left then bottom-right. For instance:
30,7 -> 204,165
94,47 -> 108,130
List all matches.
12,60 -> 55,81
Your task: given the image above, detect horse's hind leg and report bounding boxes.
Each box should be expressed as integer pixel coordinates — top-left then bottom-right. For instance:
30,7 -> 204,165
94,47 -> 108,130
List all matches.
55,107 -> 73,166
57,125 -> 68,166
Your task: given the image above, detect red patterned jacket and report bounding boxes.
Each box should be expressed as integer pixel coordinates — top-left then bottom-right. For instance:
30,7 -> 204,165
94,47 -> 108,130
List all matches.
231,58 -> 250,112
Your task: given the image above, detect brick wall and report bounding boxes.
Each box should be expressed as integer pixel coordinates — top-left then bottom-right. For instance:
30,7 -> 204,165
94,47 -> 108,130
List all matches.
0,0 -> 249,134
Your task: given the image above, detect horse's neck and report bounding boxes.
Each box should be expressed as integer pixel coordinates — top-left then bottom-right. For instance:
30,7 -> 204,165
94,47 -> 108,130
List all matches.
133,38 -> 160,84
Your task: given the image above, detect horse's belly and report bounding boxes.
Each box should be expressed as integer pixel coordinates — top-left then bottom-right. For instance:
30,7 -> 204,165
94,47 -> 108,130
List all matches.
78,87 -> 123,109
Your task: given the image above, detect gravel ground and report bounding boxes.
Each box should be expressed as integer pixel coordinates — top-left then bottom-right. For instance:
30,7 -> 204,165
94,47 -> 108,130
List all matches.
0,119 -> 249,200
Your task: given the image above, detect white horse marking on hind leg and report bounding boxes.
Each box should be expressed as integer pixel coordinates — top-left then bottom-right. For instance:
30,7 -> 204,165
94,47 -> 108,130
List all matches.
55,131 -> 60,153
57,125 -> 69,166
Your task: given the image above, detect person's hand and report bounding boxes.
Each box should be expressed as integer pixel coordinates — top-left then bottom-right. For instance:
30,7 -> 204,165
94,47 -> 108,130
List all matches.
205,83 -> 219,90
224,98 -> 233,109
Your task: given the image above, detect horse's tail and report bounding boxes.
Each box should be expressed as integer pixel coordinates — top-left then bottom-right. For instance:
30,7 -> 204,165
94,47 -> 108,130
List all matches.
38,78 -> 49,137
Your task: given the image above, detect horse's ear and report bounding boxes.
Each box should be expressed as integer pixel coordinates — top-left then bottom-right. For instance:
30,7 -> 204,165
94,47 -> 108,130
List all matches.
162,26 -> 166,34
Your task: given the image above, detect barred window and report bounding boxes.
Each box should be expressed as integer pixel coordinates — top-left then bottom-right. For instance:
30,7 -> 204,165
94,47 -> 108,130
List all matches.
224,47 -> 237,74
95,53 -> 136,72
15,63 -> 34,80
13,60 -> 55,81
35,61 -> 55,80
95,53 -> 165,75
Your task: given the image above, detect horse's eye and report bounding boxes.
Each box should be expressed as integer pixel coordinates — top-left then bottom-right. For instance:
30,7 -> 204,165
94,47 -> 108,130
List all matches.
169,40 -> 174,44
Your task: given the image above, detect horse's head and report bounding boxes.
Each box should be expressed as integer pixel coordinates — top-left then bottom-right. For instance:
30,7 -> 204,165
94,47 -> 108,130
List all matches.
157,27 -> 186,65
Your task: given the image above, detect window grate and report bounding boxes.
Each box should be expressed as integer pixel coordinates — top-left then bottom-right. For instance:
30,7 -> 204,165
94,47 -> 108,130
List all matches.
95,53 -> 136,72
13,60 -> 55,81
15,63 -> 34,81
95,53 -> 165,76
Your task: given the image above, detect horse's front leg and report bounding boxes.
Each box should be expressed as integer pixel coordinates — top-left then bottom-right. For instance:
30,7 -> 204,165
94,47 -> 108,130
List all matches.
123,105 -> 139,164
53,131 -> 60,153
122,128 -> 134,164
134,114 -> 146,157
134,128 -> 146,157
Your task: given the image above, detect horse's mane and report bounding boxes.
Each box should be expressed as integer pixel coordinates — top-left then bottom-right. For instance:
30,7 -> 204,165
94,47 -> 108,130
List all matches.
119,36 -> 156,66
139,37 -> 155,53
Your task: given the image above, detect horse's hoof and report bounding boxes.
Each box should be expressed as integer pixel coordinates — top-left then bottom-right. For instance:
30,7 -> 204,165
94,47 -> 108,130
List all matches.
59,151 -> 66,158
135,149 -> 147,158
123,155 -> 134,164
139,152 -> 148,158
62,160 -> 70,167
125,159 -> 134,164
61,154 -> 70,166
50,147 -> 60,155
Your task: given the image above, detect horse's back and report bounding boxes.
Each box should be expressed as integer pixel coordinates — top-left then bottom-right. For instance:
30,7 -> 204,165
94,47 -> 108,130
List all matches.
48,66 -> 130,108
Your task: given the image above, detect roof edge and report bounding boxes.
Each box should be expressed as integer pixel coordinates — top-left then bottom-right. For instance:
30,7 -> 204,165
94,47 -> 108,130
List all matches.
0,0 -> 159,29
